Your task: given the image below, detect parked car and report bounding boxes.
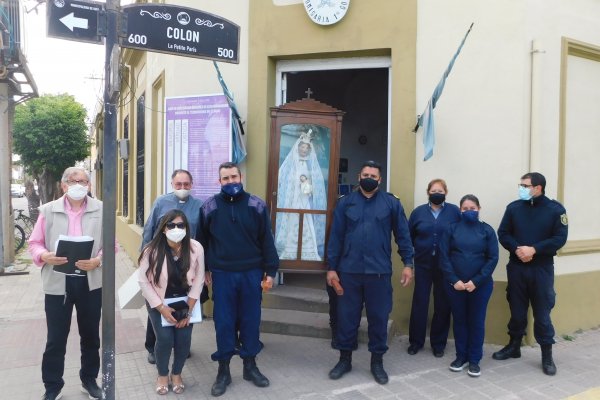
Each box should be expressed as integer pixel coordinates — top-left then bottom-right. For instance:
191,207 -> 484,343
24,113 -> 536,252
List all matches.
10,184 -> 25,198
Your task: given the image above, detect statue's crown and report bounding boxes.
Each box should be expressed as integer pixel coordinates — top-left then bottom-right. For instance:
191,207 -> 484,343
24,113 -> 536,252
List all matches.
299,129 -> 314,144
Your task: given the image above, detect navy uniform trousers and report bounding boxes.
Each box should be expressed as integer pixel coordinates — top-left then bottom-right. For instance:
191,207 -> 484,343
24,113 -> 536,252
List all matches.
506,262 -> 556,345
211,268 -> 263,361
337,272 -> 392,354
408,264 -> 451,351
445,279 -> 493,363
42,277 -> 101,393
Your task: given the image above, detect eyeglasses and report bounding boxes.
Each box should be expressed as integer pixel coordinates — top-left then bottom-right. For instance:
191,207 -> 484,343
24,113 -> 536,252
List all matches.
67,179 -> 89,186
518,184 -> 534,188
173,182 -> 192,189
166,222 -> 186,230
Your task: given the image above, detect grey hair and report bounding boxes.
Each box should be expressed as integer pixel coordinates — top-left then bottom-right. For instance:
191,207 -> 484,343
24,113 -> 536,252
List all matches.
61,167 -> 90,183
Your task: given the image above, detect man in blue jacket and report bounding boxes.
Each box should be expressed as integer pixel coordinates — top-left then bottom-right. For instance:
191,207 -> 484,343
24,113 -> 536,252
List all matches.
494,172 -> 568,376
198,162 -> 279,397
141,169 -> 203,364
326,160 -> 414,385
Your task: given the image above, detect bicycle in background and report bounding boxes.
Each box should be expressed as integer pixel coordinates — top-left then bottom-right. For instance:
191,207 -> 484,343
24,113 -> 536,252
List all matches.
14,209 -> 36,253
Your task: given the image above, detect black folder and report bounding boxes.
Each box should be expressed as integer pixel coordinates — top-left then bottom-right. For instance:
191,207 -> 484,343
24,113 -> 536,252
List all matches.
54,239 -> 94,276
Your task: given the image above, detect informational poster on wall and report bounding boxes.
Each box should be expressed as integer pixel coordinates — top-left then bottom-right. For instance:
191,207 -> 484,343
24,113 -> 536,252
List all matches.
164,94 -> 232,200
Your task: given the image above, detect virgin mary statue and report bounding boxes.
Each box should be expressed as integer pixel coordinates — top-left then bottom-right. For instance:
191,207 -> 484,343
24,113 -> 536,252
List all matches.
276,129 -> 327,261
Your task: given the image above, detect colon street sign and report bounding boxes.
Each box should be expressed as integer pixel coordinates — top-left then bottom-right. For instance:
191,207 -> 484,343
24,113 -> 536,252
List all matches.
47,0 -> 104,44
120,4 -> 240,64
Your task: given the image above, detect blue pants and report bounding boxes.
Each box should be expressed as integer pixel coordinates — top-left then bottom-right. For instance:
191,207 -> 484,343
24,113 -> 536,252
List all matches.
146,303 -> 193,376
42,277 -> 101,393
446,279 -> 493,364
211,268 -> 263,361
506,262 -> 556,345
337,272 -> 392,354
408,266 -> 451,351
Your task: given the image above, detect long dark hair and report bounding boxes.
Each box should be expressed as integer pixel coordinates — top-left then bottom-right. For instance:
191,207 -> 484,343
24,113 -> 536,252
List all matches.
138,209 -> 193,289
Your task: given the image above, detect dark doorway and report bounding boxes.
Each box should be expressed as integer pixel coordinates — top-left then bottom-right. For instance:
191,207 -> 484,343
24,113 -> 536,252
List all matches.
284,68 -> 389,189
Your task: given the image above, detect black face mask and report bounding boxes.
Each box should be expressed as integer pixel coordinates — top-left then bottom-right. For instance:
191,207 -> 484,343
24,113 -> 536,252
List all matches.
429,193 -> 446,205
359,178 -> 379,193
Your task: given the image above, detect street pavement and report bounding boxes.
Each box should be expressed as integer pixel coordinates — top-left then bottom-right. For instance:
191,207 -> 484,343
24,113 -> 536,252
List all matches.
1,245 -> 599,400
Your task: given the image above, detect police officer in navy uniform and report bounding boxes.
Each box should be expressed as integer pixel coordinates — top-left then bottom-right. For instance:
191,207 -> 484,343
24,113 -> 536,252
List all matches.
494,172 -> 568,376
326,161 -> 414,385
198,162 -> 279,397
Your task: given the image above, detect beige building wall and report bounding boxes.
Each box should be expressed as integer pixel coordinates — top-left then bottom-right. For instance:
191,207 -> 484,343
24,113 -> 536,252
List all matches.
416,0 -> 600,342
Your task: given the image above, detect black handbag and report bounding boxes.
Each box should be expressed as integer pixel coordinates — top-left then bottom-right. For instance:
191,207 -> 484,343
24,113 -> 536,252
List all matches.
169,300 -> 189,321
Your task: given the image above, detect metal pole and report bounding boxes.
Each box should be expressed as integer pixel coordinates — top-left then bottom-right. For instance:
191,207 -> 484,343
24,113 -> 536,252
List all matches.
102,0 -> 118,398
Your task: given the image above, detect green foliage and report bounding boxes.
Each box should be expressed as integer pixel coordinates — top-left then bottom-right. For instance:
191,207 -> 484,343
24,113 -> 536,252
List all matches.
13,94 -> 90,181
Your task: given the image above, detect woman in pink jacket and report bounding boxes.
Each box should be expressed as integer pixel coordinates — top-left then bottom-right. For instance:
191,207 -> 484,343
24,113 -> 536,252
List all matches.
138,209 -> 205,395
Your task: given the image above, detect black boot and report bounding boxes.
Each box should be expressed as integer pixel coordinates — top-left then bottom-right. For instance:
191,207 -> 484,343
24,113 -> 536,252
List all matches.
492,336 -> 522,360
541,344 -> 557,376
211,360 -> 232,397
243,357 -> 270,387
329,350 -> 352,380
370,353 -> 389,384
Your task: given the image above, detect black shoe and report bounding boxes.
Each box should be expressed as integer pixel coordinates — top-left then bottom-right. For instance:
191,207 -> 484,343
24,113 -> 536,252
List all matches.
492,336 -> 522,360
329,350 -> 352,380
243,357 -> 270,388
541,344 -> 557,376
147,351 -> 156,364
407,344 -> 421,355
329,359 -> 352,380
187,351 -> 192,359
467,363 -> 481,377
41,390 -> 62,400
211,360 -> 232,397
370,353 -> 389,384
449,358 -> 468,372
81,379 -> 103,400
433,348 -> 445,358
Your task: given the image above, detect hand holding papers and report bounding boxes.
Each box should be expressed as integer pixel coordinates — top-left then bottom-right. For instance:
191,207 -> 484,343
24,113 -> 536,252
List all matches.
161,296 -> 203,327
53,235 -> 94,276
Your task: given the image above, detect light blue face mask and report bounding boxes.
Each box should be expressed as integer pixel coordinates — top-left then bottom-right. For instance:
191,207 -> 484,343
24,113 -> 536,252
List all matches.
518,186 -> 533,201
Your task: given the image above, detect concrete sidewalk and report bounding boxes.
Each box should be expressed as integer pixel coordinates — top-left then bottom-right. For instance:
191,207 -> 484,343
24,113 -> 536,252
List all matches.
1,246 -> 599,400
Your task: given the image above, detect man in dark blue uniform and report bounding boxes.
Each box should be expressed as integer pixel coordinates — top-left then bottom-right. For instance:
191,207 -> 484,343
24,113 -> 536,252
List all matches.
494,172 -> 568,376
326,161 -> 414,385
198,162 -> 279,397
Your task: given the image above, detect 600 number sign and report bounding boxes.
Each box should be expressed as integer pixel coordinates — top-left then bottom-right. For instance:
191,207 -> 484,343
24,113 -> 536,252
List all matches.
128,34 -> 148,45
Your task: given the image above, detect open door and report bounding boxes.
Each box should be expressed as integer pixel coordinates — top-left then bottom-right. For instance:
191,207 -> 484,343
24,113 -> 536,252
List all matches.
267,98 -> 344,272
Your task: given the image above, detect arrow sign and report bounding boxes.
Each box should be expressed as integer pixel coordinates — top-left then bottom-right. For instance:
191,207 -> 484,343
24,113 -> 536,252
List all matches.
59,12 -> 89,31
47,0 -> 104,44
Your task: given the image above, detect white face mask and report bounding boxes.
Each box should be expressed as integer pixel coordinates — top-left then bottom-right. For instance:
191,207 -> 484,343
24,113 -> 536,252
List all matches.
174,189 -> 191,200
165,228 -> 186,243
67,184 -> 88,201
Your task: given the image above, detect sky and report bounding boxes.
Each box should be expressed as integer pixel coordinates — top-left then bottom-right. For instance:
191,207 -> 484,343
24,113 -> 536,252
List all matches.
21,0 -> 116,122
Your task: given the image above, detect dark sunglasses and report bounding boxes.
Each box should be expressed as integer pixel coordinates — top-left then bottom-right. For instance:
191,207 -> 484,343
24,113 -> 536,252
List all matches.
166,222 -> 186,230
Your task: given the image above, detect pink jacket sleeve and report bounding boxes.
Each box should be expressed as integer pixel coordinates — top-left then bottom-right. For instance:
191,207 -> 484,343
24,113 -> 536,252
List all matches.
187,240 -> 206,301
137,249 -> 163,309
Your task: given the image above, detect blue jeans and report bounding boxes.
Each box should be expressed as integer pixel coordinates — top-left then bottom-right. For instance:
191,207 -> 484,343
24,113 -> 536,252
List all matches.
446,279 -> 493,364
42,277 -> 101,393
211,268 -> 263,361
147,303 -> 193,376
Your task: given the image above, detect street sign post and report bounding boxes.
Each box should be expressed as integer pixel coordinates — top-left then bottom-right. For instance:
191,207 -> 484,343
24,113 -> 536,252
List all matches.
47,0 -> 104,44
120,4 -> 240,64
